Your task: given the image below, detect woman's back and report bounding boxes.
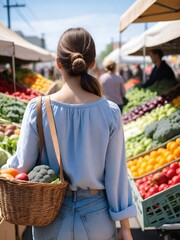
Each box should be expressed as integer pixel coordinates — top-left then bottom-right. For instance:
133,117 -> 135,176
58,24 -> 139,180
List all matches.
18,96 -> 121,191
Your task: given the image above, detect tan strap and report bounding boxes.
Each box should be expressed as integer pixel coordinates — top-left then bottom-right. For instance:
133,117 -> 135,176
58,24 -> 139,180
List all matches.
45,96 -> 65,182
36,97 -> 44,164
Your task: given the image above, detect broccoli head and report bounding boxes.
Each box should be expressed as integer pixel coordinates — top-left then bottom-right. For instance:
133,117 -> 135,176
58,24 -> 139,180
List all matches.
144,121 -> 158,138
28,165 -> 57,183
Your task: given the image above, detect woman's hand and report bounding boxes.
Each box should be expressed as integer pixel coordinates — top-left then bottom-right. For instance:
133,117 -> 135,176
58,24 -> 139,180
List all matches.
118,228 -> 133,240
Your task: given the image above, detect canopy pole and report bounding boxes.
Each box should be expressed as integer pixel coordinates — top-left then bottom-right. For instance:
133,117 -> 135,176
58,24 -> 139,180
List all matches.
12,52 -> 16,92
143,23 -> 148,83
119,31 -> 122,65
143,45 -> 146,83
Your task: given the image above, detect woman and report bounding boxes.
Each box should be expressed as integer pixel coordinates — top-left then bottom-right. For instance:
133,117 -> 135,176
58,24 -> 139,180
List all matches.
3,28 -> 136,240
100,60 -> 126,112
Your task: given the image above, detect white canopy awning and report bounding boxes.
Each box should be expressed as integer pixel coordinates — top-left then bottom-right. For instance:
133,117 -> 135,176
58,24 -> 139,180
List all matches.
120,0 -> 180,32
103,48 -> 151,66
0,23 -> 54,62
121,20 -> 180,56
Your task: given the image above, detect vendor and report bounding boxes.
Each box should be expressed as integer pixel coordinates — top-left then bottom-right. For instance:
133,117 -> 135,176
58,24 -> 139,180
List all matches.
143,49 -> 176,88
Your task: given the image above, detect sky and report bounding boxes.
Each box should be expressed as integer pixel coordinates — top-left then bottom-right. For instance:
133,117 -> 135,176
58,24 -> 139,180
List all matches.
0,0 -> 154,55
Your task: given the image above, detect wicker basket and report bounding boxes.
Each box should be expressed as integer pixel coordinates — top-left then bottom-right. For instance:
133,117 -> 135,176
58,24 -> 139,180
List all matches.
0,177 -> 68,226
0,96 -> 69,226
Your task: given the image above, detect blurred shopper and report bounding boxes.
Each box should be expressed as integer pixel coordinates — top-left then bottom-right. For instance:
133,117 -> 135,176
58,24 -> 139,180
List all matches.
3,28 -> 136,240
143,49 -> 176,88
100,60 -> 126,112
133,64 -> 143,82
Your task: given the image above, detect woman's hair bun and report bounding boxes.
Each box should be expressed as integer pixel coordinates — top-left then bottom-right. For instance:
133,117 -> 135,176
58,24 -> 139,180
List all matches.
71,52 -> 86,74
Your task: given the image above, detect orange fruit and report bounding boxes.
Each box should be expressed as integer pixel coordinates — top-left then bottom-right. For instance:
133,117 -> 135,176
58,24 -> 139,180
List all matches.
157,148 -> 166,154
166,154 -> 175,163
175,138 -> 180,145
167,141 -> 178,152
0,168 -> 19,177
146,165 -> 154,173
132,171 -> 138,177
163,150 -> 171,158
159,157 -> 168,166
144,155 -> 151,161
154,163 -> 161,169
150,151 -> 159,159
148,158 -> 156,165
138,168 -> 146,176
0,173 -> 14,180
173,146 -> 180,158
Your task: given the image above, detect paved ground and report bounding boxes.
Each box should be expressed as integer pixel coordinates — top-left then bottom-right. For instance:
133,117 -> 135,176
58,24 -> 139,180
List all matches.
117,217 -> 161,240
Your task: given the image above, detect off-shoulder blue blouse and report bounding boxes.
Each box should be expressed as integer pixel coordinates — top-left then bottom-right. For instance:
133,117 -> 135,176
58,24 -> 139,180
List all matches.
4,97 -> 136,221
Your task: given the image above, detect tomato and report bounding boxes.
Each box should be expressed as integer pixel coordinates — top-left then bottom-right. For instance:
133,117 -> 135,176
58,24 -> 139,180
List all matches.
170,162 -> 179,171
166,169 -> 177,179
172,175 -> 180,185
15,173 -> 29,181
162,167 -> 170,174
159,184 -> 169,192
152,172 -> 168,185
146,186 -> 159,198
176,168 -> 180,175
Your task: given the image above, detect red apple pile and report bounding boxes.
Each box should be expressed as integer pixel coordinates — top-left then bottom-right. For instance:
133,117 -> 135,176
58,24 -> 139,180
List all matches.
135,162 -> 180,199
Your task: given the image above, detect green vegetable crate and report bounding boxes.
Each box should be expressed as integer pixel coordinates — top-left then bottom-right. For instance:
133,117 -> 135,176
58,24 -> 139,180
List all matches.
130,179 -> 180,230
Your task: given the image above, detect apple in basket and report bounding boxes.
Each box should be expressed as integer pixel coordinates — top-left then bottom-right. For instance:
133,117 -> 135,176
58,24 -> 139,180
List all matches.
15,173 -> 29,181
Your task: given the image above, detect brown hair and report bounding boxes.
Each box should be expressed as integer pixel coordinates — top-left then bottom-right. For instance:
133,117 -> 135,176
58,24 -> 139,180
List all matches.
104,60 -> 116,72
57,28 -> 102,97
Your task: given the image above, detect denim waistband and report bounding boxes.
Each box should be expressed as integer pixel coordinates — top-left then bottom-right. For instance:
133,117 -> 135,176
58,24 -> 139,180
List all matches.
65,188 -> 106,202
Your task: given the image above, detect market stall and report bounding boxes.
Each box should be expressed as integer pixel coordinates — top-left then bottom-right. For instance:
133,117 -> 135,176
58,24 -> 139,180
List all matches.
119,0 -> 180,33
120,20 -> 180,56
118,2 -> 180,238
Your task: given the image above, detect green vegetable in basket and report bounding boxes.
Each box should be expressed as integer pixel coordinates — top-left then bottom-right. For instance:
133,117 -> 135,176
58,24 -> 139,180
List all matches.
28,165 -> 57,183
0,147 -> 8,168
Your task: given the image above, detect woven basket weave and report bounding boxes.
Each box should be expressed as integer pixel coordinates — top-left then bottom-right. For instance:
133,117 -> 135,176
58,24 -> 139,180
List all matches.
0,177 -> 68,226
0,96 -> 69,226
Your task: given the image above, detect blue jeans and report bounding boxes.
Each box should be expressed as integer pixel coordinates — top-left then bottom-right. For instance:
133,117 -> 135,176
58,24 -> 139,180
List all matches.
32,188 -> 118,240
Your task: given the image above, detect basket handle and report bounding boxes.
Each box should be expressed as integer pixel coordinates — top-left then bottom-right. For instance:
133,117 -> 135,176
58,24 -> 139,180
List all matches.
45,96 -> 65,182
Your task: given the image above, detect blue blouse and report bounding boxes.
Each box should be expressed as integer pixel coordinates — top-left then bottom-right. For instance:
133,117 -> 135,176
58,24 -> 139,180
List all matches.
4,97 -> 136,221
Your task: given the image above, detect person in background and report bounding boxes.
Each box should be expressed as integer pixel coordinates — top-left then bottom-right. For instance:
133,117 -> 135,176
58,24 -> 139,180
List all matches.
2,28 -> 136,240
143,49 -> 176,88
133,64 -> 143,82
99,60 -> 126,112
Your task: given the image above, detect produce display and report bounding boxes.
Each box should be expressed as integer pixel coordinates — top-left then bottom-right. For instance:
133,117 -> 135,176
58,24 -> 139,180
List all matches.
0,123 -> 20,137
144,110 -> 180,143
123,79 -> 178,114
0,135 -> 19,155
20,72 -> 53,94
0,94 -> 27,123
135,161 -> 180,199
122,95 -> 169,124
123,87 -> 157,113
124,103 -> 177,141
172,96 -> 180,107
127,138 -> 180,178
0,147 -> 10,168
0,75 -> 40,101
124,78 -> 140,91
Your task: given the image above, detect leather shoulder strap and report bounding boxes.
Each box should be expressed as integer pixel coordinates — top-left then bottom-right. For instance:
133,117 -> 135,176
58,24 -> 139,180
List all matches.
45,95 -> 65,182
36,96 -> 44,164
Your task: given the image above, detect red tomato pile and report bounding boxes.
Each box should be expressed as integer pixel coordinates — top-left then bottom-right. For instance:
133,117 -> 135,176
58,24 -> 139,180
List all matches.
0,77 -> 40,101
135,162 -> 180,199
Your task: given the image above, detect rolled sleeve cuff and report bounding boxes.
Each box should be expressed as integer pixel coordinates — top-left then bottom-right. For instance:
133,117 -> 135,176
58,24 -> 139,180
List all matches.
109,204 -> 137,221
